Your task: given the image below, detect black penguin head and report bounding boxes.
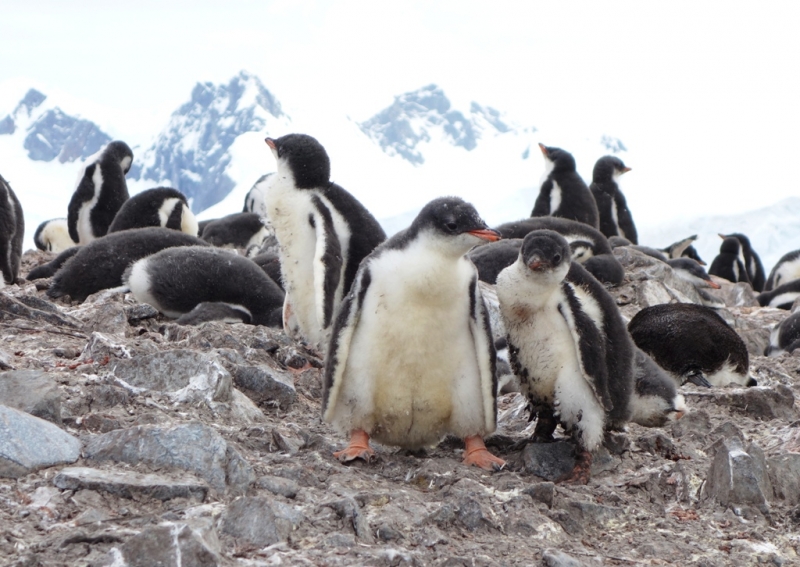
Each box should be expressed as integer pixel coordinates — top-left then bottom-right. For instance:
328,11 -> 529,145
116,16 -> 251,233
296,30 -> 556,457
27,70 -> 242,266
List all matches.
592,155 -> 631,185
265,134 -> 331,189
411,196 -> 500,254
719,236 -> 742,255
721,232 -> 752,252
103,141 -> 134,173
519,229 -> 572,275
538,143 -> 576,172
667,258 -> 721,289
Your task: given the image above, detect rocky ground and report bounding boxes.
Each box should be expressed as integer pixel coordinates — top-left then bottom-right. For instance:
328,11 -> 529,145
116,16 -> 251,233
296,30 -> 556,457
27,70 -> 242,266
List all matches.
1,247 -> 800,567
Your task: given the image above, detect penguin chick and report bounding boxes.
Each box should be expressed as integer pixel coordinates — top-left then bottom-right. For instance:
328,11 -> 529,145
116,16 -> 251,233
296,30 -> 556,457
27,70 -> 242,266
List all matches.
630,348 -> 687,427
757,279 -> 800,310
323,197 -> 505,471
108,187 -> 198,236
243,173 -> 274,217
709,237 -> 751,286
0,174 -> 24,287
495,230 -> 634,483
765,249 -> 800,291
765,311 -> 800,356
34,218 -> 76,253
201,212 -> 270,249
590,156 -> 637,243
667,258 -> 721,290
721,233 -> 765,292
67,141 -> 133,245
531,144 -> 599,228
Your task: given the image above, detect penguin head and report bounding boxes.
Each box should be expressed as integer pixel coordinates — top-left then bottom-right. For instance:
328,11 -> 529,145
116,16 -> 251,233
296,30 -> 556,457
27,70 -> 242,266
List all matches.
667,258 -> 721,289
265,134 -> 331,189
721,232 -> 751,252
538,143 -> 576,172
518,230 -> 572,282
719,236 -> 742,255
592,155 -> 631,185
104,141 -> 134,174
631,348 -> 688,427
411,196 -> 500,255
34,218 -> 75,253
569,240 -> 595,262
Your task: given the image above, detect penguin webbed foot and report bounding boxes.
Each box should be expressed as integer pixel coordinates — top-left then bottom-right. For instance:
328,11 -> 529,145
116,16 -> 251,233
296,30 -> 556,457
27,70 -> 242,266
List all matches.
333,429 -> 376,464
462,435 -> 506,472
557,447 -> 592,485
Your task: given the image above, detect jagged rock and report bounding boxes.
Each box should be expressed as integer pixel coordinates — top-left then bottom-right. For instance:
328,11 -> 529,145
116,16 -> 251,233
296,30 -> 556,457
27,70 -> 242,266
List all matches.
208,389 -> 265,424
84,422 -> 254,492
547,500 -> 622,536
219,495 -> 295,547
0,404 -> 81,478
107,349 -> 232,403
718,385 -> 796,421
256,474 -> 300,499
54,466 -> 209,501
0,370 -> 62,424
229,362 -> 296,409
707,281 -> 760,308
768,454 -> 800,506
671,408 -> 712,440
523,482 -> 556,509
522,441 -> 577,481
704,438 -> 772,511
542,549 -> 589,567
102,522 -> 220,567
729,306 -> 787,357
80,332 -> 134,362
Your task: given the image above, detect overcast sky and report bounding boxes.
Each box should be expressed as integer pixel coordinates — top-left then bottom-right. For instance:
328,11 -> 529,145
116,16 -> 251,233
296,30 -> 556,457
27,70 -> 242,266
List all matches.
2,1 -> 800,224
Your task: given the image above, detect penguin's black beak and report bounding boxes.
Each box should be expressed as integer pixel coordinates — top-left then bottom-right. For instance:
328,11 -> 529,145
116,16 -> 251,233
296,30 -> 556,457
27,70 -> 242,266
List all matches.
468,229 -> 501,242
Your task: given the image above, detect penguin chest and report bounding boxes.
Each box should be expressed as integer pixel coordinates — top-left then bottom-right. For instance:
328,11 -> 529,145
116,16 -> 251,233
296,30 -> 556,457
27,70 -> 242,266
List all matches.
77,166 -> 104,244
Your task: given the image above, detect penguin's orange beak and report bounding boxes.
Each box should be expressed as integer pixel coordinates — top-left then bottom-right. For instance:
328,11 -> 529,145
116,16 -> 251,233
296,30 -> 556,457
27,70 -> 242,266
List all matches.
707,279 -> 721,289
538,143 -> 548,156
468,229 -> 501,242
265,138 -> 276,150
622,167 -> 632,173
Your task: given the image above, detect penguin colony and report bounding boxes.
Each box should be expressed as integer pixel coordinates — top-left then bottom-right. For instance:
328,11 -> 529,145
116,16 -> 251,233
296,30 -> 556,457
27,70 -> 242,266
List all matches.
6,130 -> 799,484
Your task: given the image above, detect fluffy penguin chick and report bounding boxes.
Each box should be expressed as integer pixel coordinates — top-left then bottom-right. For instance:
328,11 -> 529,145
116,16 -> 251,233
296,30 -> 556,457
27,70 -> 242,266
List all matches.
323,197 -> 505,471
201,212 -> 270,249
531,144 -> 599,228
765,249 -> 800,291
34,218 -> 76,253
495,230 -> 634,483
108,187 -> 198,236
590,156 -> 637,243
630,348 -> 687,427
243,173 -> 274,217
0,174 -> 24,287
765,311 -> 800,356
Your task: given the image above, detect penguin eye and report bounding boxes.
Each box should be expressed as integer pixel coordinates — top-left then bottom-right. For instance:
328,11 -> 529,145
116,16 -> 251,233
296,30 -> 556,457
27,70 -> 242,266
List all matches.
552,253 -> 561,264
445,222 -> 458,232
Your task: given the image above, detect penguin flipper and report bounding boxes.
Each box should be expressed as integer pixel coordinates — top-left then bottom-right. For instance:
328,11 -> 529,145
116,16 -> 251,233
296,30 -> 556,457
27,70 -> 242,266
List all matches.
67,164 -> 97,244
470,275 -> 499,433
310,196 -> 343,330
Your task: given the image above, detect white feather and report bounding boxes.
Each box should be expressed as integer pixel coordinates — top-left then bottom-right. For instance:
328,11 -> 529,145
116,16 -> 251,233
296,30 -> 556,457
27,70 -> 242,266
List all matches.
77,164 -> 104,244
549,180 -> 562,214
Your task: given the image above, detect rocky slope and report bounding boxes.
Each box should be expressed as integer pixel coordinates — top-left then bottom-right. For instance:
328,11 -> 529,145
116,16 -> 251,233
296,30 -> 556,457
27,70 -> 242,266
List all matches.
1,247 -> 800,566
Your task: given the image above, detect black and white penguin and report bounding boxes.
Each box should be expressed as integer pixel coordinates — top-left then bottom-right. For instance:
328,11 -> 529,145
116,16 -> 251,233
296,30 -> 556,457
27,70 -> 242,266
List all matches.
765,249 -> 800,291
0,174 -> 24,287
323,197 -> 505,471
628,303 -> 754,387
589,156 -> 637,243
47,227 -> 209,302
67,141 -> 133,245
26,247 -> 81,281
531,144 -> 599,228
176,302 -> 253,326
200,212 -> 269,250
125,246 -> 284,327
661,235 -> 705,265
243,173 -> 274,217
250,250 -> 284,291
666,258 -> 721,291
708,236 -> 750,286
721,233 -> 765,292
264,133 -> 386,352
495,230 -> 634,482
108,187 -> 198,236
33,218 -> 76,253
765,311 -> 800,356
629,348 -> 688,428
757,279 -> 800,310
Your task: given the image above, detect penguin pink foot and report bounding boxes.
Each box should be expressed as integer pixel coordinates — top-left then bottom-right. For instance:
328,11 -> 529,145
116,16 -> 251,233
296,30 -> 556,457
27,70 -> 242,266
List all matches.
333,429 -> 376,463
462,435 -> 505,471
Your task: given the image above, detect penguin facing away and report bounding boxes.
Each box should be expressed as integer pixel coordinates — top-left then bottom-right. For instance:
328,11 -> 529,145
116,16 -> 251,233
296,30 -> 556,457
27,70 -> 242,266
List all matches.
264,133 -> 386,352
722,233 -> 765,292
323,197 -> 505,471
590,155 -> 637,243
495,230 -> 634,482
0,174 -> 24,287
108,187 -> 198,236
765,249 -> 800,291
243,173 -> 274,217
67,141 -> 133,245
34,218 -> 76,253
709,237 -> 750,286
765,311 -> 800,356
531,144 -> 599,228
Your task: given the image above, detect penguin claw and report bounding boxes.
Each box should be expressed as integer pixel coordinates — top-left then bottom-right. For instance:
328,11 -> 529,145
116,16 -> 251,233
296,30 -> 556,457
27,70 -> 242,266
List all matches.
333,430 -> 376,464
462,435 -> 506,472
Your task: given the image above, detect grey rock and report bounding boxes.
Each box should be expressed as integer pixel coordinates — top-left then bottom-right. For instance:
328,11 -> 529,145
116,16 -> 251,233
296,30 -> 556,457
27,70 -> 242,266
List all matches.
220,496 -> 292,547
455,496 -> 486,531
256,474 -> 299,499
542,548 -> 589,567
54,466 -> 208,501
84,422 -> 253,492
82,302 -> 128,336
708,281 -> 760,308
0,370 -> 62,424
108,522 -> 220,567
81,332 -> 134,362
230,363 -> 296,409
671,409 -> 712,440
704,438 -> 772,511
718,385 -> 796,421
523,481 -> 556,508
0,404 -> 81,478
768,454 -> 800,506
109,350 -> 232,403
548,499 -> 621,536
522,441 -> 577,481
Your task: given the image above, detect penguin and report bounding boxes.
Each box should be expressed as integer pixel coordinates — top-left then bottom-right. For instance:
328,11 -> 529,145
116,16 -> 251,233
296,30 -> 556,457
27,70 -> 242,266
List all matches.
0,174 -> 24,287
26,247 -> 81,281
660,235 -> 705,265
608,235 -> 670,262
629,348 -> 688,428
108,187 -> 198,236
250,250 -> 284,291
628,303 -> 755,387
47,227 -> 209,302
323,197 -> 505,471
197,218 -> 216,237
495,230 -> 634,483
531,144 -> 599,228
176,302 -> 253,326
721,233 -> 765,292
765,249 -> 800,291
243,173 -> 274,217
200,212 -> 270,250
125,246 -> 284,327
264,133 -> 386,352
67,141 -> 134,245
33,218 -> 76,253
708,237 -> 750,286
765,311 -> 800,356
757,279 -> 800,310
666,258 -> 721,291
589,156 -> 637,243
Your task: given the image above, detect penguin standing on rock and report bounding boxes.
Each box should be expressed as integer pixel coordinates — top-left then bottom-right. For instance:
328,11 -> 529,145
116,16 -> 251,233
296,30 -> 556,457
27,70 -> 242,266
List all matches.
709,236 -> 750,286
67,141 -> 133,245
34,219 -> 76,253
495,230 -> 634,483
721,233 -> 765,292
108,187 -> 198,235
0,174 -> 24,287
589,156 -> 637,243
531,144 -> 599,228
264,133 -> 386,352
323,197 -> 505,471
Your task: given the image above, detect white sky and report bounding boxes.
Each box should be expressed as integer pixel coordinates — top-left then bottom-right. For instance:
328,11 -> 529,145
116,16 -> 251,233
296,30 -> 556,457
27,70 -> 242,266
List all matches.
2,1 -> 800,226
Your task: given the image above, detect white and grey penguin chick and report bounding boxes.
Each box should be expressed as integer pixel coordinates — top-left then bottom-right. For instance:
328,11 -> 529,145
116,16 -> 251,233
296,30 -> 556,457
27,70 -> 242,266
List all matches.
495,230 -> 634,483
323,197 -> 505,471
0,174 -> 24,287
67,140 -> 133,245
765,311 -> 800,356
630,348 -> 687,428
765,249 -> 800,291
243,173 -> 274,218
34,218 -> 76,253
108,187 -> 198,236
264,133 -> 386,353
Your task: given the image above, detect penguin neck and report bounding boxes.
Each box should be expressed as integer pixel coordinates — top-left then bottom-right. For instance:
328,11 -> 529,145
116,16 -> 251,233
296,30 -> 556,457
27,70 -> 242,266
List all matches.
498,259 -> 568,312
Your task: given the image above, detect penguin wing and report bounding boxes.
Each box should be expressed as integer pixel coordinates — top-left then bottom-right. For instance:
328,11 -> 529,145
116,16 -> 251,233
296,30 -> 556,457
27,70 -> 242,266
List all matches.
469,274 -> 499,432
67,165 -> 97,243
321,265 -> 371,422
310,195 -> 343,329
531,178 -> 554,217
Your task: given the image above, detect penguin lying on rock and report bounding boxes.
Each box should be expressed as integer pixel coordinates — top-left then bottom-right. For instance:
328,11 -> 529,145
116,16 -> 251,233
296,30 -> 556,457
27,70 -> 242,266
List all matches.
34,219 -> 76,253
765,311 -> 800,356
765,249 -> 800,291
758,279 -> 800,310
108,187 -> 198,236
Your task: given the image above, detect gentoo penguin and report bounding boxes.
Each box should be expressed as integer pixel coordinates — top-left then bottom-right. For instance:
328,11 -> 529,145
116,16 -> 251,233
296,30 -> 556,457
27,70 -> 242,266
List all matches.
264,133 -> 386,352
125,246 -> 284,327
757,279 -> 800,310
722,233 -> 765,292
709,237 -> 750,286
47,228 -> 209,302
628,303 -> 755,387
243,173 -> 274,217
661,235 -> 705,265
765,249 -> 800,291
26,247 -> 81,281
250,251 -> 284,291
590,156 -> 637,243
495,230 -> 634,482
201,212 -> 269,250
33,218 -> 76,253
531,144 -> 599,228
67,141 -> 133,245
0,174 -> 24,287
108,187 -> 198,236
666,258 -> 721,291
629,348 -> 687,428
176,302 -> 253,326
765,312 -> 800,356
323,197 -> 505,471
